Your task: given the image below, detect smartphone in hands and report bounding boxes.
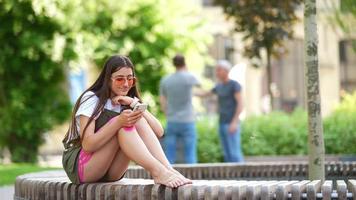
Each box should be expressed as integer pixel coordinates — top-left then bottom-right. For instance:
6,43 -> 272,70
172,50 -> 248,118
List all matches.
133,103 -> 148,112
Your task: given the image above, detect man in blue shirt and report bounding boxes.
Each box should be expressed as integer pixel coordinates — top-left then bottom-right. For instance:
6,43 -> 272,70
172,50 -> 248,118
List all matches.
213,60 -> 244,162
200,60 -> 244,162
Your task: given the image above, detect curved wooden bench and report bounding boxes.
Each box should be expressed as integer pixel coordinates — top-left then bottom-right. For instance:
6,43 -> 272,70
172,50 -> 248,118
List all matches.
15,162 -> 356,199
126,161 -> 356,181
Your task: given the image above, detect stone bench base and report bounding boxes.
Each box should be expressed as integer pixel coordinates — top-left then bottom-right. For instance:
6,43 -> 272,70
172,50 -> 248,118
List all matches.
15,170 -> 356,199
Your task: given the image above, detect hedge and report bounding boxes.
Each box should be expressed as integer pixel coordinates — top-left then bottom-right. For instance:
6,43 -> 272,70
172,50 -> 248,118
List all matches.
197,92 -> 356,163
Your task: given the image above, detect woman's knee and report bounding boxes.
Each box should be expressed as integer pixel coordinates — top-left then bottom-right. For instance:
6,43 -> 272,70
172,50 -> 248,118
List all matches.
116,127 -> 137,138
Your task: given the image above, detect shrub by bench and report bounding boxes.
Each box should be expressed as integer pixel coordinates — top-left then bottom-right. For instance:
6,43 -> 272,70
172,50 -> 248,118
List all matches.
15,162 -> 356,199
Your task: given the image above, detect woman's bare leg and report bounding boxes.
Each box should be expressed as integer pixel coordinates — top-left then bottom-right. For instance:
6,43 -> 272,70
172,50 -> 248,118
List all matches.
104,148 -> 130,181
135,118 -> 192,183
117,128 -> 185,188
135,118 -> 170,166
82,135 -> 120,182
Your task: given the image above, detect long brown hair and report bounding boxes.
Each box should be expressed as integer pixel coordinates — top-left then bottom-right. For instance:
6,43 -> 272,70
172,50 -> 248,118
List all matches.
63,55 -> 140,146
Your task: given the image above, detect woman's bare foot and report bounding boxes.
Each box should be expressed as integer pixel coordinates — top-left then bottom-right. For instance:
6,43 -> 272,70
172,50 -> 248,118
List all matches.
152,168 -> 185,188
167,167 -> 192,184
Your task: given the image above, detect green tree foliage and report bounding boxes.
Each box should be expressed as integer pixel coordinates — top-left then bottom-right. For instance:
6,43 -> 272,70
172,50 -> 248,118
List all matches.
214,0 -> 302,109
0,0 -> 209,163
57,0 -> 210,96
0,0 -> 72,162
329,0 -> 356,50
332,0 -> 356,35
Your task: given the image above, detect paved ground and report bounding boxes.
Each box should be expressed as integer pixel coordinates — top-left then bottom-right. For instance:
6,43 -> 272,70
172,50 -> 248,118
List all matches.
0,185 -> 14,200
0,154 -> 61,200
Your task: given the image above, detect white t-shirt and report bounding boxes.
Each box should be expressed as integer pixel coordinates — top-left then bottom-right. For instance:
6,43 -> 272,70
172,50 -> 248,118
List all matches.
75,91 -> 121,133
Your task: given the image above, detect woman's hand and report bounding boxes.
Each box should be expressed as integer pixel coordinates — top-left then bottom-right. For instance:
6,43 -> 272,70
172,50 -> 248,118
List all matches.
117,109 -> 144,127
112,96 -> 133,106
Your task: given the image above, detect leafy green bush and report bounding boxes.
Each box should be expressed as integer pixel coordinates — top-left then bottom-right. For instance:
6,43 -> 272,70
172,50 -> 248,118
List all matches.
241,108 -> 308,155
242,98 -> 356,156
196,110 -> 309,162
196,93 -> 356,162
324,92 -> 356,154
197,116 -> 223,163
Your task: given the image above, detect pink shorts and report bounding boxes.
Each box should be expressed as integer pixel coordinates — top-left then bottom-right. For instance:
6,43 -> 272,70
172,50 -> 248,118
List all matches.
78,149 -> 92,183
77,125 -> 136,183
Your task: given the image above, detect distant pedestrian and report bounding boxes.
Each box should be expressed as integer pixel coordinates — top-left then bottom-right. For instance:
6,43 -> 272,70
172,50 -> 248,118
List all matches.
159,54 -> 200,164
199,60 -> 244,162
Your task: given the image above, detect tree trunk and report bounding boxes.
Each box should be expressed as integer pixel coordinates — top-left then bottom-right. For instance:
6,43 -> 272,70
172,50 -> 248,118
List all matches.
304,0 -> 325,181
266,48 -> 274,110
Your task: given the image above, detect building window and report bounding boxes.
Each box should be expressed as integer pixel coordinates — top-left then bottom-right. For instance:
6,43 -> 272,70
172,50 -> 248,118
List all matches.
205,34 -> 235,79
210,34 -> 234,61
202,0 -> 215,7
272,39 -> 305,112
339,40 -> 356,93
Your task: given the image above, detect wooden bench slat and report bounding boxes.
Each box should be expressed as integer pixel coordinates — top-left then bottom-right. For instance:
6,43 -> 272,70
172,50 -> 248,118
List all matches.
260,181 -> 280,200
306,180 -> 321,200
321,180 -> 332,200
348,180 -> 356,200
246,181 -> 270,200
275,181 -> 299,200
336,180 -> 347,200
291,180 -> 310,200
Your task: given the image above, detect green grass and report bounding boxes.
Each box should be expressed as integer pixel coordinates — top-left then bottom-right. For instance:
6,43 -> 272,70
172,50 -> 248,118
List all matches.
0,164 -> 59,186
